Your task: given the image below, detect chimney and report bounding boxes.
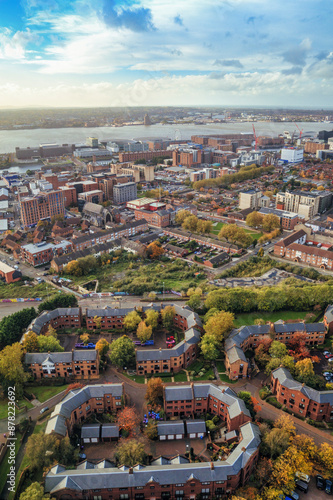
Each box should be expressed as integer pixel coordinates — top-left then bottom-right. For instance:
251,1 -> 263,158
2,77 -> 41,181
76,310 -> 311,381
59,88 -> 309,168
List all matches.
129,467 -> 133,474
210,462 -> 214,470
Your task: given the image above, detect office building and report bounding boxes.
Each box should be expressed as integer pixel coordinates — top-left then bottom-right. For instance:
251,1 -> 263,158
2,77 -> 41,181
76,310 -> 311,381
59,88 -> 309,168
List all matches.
113,182 -> 137,204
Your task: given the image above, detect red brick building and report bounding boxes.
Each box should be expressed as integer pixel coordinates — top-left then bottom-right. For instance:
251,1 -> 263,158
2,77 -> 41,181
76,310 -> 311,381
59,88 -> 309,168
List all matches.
25,350 -> 99,380
271,367 -> 333,422
0,262 -> 21,283
20,190 -> 65,227
119,150 -> 172,162
28,308 -> 83,336
134,208 -> 170,227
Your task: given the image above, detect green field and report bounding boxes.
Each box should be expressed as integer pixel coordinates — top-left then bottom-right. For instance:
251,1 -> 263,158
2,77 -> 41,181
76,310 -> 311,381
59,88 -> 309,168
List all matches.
123,372 -> 146,384
211,222 -> 225,235
233,310 -> 315,328
173,371 -> 188,382
0,399 -> 34,420
219,374 -> 238,384
211,222 -> 263,243
25,385 -> 69,403
215,360 -> 226,373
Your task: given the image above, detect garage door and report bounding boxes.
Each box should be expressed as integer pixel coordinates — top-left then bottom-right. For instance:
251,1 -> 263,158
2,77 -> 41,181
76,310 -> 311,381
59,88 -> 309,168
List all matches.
160,435 -> 166,440
176,434 -> 183,440
167,434 -> 174,440
189,433 -> 196,439
198,433 -> 204,438
83,438 -> 90,443
91,438 -> 98,443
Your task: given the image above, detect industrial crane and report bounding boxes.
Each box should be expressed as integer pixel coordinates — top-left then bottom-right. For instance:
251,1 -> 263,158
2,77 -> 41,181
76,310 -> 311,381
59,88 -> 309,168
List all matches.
296,124 -> 303,141
252,124 -> 258,151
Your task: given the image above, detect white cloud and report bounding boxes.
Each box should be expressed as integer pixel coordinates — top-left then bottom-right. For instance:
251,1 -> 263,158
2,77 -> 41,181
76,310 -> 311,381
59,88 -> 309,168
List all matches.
0,28 -> 38,60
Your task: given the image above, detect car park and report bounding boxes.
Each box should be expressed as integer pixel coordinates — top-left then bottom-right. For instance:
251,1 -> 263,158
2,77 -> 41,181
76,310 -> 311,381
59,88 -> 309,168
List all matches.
326,480 -> 333,495
316,475 -> 325,490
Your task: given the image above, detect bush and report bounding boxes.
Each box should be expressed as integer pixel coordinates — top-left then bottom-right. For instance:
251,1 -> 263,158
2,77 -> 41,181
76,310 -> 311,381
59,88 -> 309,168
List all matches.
307,418 -> 326,428
259,388 -> 271,400
266,396 -> 282,409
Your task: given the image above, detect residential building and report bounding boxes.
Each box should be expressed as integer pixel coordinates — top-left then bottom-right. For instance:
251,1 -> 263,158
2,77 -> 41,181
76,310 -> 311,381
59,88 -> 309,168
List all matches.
276,190 -> 332,218
259,207 -> 299,230
78,190 -> 104,210
113,182 -> 137,204
273,229 -> 307,257
25,350 -> 99,380
19,240 -> 72,266
239,190 -> 263,210
20,190 -> 65,227
280,148 -> 304,163
0,262 -> 21,283
118,150 -> 172,163
26,308 -> 83,336
304,141 -> 330,154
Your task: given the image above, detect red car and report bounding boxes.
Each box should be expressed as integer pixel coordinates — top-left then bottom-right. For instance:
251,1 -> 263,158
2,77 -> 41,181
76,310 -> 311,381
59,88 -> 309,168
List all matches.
325,353 -> 333,359
166,336 -> 175,342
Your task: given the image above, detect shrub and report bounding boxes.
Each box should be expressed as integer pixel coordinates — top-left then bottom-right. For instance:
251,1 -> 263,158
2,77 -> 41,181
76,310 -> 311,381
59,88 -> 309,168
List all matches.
266,396 -> 282,409
259,388 -> 271,400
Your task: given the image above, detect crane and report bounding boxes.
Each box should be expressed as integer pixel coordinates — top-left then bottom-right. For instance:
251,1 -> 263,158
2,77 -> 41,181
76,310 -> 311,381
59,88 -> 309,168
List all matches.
296,124 -> 303,141
252,124 -> 258,151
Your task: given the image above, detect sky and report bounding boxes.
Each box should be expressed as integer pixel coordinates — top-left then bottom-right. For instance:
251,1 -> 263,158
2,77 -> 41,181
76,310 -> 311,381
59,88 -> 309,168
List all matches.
0,0 -> 332,108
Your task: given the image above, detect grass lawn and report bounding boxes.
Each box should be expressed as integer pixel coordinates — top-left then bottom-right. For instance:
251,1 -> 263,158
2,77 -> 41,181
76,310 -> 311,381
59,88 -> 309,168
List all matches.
123,373 -> 146,384
0,281 -> 49,299
0,399 -> 34,420
194,367 -> 214,381
25,385 -> 69,403
219,374 -> 238,384
0,432 -> 22,497
233,310 -> 314,328
215,360 -> 226,373
243,228 -> 263,241
173,371 -> 188,382
211,222 -> 225,235
187,360 -> 204,373
162,376 -> 172,382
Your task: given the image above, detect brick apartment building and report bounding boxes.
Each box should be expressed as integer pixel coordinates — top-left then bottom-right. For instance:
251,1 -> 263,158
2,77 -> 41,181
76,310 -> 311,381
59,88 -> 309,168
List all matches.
19,240 -> 73,266
45,420 -> 260,499
27,308 -> 83,336
118,150 -> 172,163
304,142 -> 330,154
25,350 -> 99,380
0,262 -> 21,283
134,208 -> 171,227
273,229 -> 307,257
259,207 -> 299,230
45,384 -> 124,438
20,190 -> 65,227
78,189 -> 104,208
271,367 -> 333,422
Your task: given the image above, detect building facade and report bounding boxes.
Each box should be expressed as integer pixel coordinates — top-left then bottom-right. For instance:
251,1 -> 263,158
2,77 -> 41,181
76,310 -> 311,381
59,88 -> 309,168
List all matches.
113,182 -> 137,204
25,350 -> 100,380
20,190 -> 65,227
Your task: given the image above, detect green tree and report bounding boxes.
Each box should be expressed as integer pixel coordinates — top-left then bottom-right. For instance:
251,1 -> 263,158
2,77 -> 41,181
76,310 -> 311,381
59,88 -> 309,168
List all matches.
262,427 -> 291,459
201,335 -> 220,361
0,343 -> 28,396
197,219 -> 213,234
269,341 -> 288,359
145,309 -> 159,330
161,305 -> 175,330
144,420 -> 158,440
19,482 -> 48,500
38,294 -> 77,314
0,307 -> 37,348
22,331 -> 39,353
137,321 -> 153,343
116,439 -> 146,467
25,433 -> 58,470
186,293 -> 201,311
37,335 -> 64,352
45,325 -> 57,338
95,338 -> 109,358
109,335 -> 135,368
246,211 -> 264,228
123,311 -> 141,331
204,310 -> 234,342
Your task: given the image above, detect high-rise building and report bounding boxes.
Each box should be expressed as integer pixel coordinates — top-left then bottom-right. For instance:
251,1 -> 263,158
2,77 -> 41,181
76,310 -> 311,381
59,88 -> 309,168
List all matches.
239,190 -> 263,210
20,190 -> 65,227
113,182 -> 137,204
143,114 -> 151,125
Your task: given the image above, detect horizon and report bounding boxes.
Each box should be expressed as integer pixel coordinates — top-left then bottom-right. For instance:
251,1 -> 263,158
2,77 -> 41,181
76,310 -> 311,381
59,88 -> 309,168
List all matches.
0,1 -> 332,108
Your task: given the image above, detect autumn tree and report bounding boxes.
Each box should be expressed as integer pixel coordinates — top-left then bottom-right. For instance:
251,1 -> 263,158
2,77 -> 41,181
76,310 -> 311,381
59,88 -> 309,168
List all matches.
124,311 -> 141,331
262,213 -> 280,232
45,325 -> 57,338
145,309 -> 159,330
269,341 -> 287,358
254,457 -> 273,487
25,433 -> 58,470
116,439 -> 146,466
109,335 -> 135,368
262,427 -> 291,459
93,316 -> 102,329
146,241 -> 164,259
22,330 -> 39,353
0,343 -> 28,396
204,310 -> 234,342
65,383 -> 84,394
19,482 -> 48,500
145,377 -> 164,408
161,305 -> 175,330
182,215 -> 199,232
197,219 -> 212,234
274,414 -> 296,436
237,391 -> 261,418
200,334 -> 220,361
218,224 -> 252,248
37,335 -> 64,352
246,211 -> 264,228
144,420 -> 158,440
80,333 -> 90,345
295,357 -> 315,384
175,209 -> 192,224
254,318 -> 265,325
65,260 -> 82,276
117,407 -> 140,436
95,339 -> 109,358
137,321 -> 153,343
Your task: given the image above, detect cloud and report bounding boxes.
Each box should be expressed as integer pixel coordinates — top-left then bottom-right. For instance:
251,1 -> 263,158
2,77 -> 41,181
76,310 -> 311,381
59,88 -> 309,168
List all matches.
213,59 -> 243,69
282,66 -> 303,75
102,0 -> 156,32
170,49 -> 182,56
246,15 -> 263,24
0,28 -> 38,60
282,38 -> 311,67
174,15 -> 184,26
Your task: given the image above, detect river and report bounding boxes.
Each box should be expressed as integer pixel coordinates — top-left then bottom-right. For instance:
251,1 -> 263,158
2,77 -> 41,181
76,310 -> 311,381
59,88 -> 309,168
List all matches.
1,121 -> 331,173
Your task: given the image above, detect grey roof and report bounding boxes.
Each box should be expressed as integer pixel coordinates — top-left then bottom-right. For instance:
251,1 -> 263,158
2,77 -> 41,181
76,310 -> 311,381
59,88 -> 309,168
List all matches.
137,327 -> 201,362
186,420 -> 206,434
73,350 -> 97,361
225,324 -> 271,350
25,352 -> 72,364
83,202 -> 104,215
46,384 -> 123,437
325,305 -> 333,324
157,421 -> 185,436
81,424 -> 100,439
101,424 -> 119,438
28,308 -> 81,335
226,346 -> 247,364
45,422 -> 260,494
164,385 -> 193,402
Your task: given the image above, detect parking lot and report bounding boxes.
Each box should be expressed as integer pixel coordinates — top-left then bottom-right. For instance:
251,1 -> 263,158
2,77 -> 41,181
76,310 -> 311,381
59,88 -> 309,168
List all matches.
300,478 -> 329,499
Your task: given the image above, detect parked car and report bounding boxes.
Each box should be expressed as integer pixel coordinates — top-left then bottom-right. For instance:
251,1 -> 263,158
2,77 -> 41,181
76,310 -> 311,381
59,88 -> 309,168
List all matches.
295,472 -> 310,483
325,353 -> 333,359
316,475 -> 325,490
295,480 -> 309,493
40,407 -> 49,414
326,480 -> 333,495
289,491 -> 299,500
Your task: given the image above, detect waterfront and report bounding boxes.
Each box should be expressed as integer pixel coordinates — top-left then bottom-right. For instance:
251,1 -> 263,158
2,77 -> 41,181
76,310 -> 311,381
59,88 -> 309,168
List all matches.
0,121 -> 330,156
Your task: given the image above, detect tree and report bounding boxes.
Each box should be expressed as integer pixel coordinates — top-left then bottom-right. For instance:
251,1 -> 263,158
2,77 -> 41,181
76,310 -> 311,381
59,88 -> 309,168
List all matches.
116,439 -> 146,467
137,321 -> 153,343
65,260 -> 82,276
145,309 -> 159,330
0,343 -> 28,396
80,333 -> 90,345
175,209 -> 192,224
93,316 -> 102,329
37,335 -> 64,352
186,293 -> 201,311
109,335 -> 135,368
274,414 -> 296,436
295,357 -> 315,384
117,406 -> 140,436
197,219 -> 212,234
144,420 -> 158,440
95,339 -> 109,358
0,307 -> 37,348
237,391 -> 261,418
145,377 -> 164,408
262,214 -> 280,232
254,457 -> 273,487
25,433 -> 58,470
22,331 -> 39,353
254,318 -> 265,325
19,482 -> 48,500
65,383 -> 84,394
262,427 -> 291,458
200,334 -> 220,361
269,341 -> 287,359
45,325 -> 57,338
182,215 -> 199,232
146,241 -> 164,259
264,357 -> 281,375
204,310 -> 234,342
246,211 -> 264,228
148,291 -> 157,301
38,294 -> 77,314
161,306 -> 175,330
124,311 -> 141,331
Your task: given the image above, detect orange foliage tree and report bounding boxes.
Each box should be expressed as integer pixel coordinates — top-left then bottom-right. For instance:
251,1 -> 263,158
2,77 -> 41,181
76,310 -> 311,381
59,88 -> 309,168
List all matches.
146,241 -> 164,259
117,406 -> 140,436
65,383 -> 84,394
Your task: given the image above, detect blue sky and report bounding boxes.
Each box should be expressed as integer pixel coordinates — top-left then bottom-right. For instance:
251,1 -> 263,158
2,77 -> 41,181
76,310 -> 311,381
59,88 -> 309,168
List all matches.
0,0 -> 332,107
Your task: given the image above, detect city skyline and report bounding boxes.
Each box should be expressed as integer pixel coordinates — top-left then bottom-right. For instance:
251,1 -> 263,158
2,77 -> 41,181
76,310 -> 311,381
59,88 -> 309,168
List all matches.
0,0 -> 332,108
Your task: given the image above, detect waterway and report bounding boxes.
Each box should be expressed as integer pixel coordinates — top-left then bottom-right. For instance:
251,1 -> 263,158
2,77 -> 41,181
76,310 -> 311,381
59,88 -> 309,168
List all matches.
1,121 -> 331,173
